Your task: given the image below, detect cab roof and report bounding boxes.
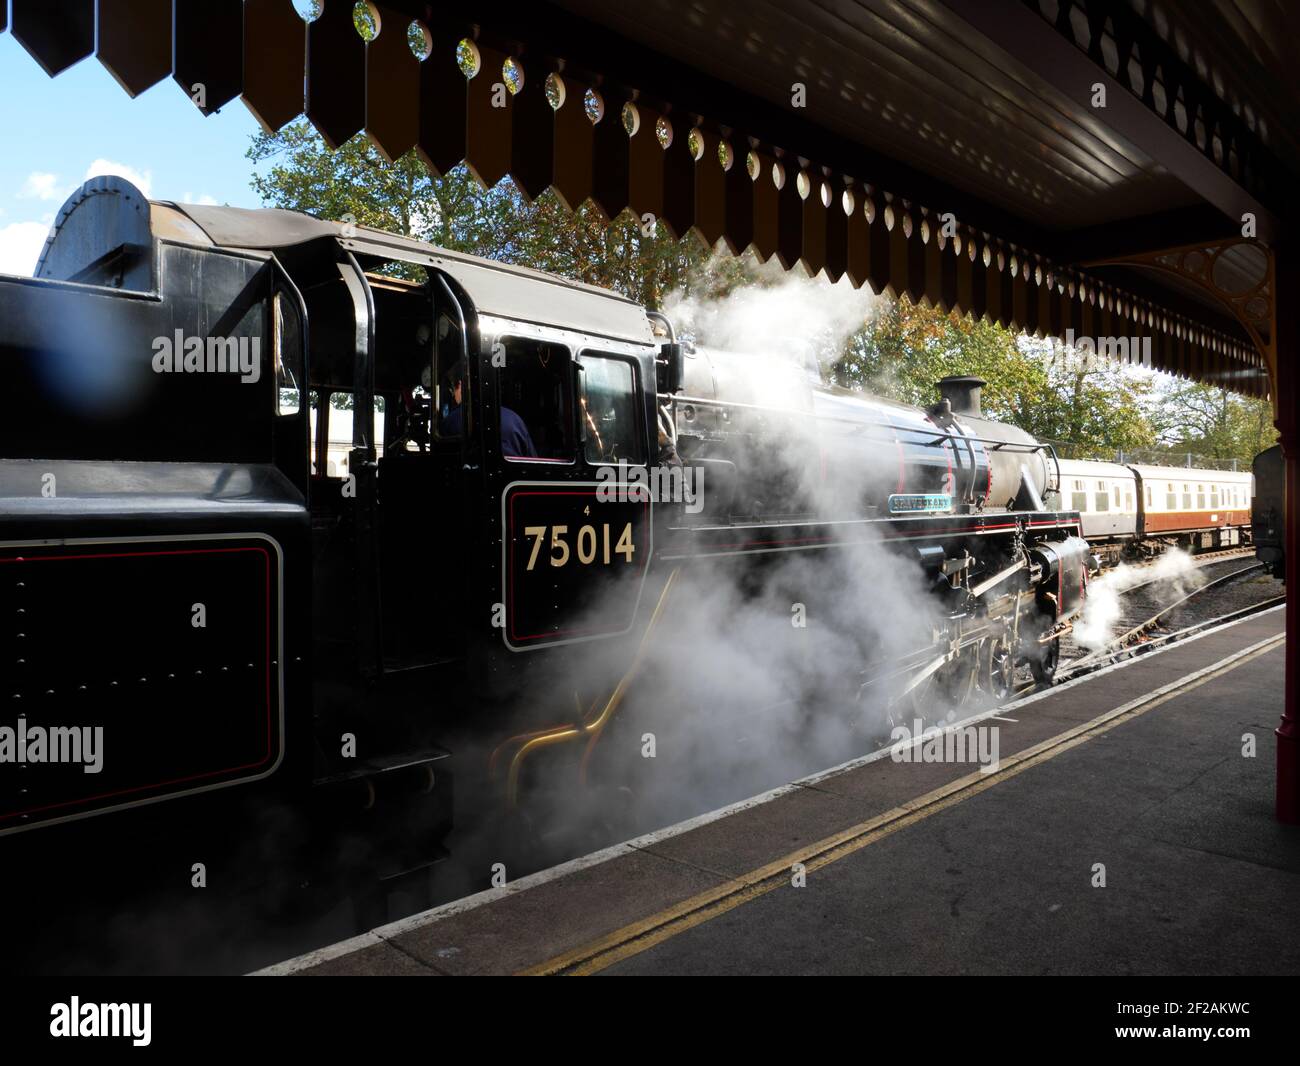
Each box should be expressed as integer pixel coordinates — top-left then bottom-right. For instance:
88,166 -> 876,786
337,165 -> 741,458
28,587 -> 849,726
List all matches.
35,175 -> 656,348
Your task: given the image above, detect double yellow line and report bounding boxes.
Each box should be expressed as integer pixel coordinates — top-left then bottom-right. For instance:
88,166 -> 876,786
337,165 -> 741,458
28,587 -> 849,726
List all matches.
521,633 -> 1284,975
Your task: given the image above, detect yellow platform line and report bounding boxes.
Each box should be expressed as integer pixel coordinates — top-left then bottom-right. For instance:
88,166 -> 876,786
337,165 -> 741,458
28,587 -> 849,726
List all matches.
520,633 -> 1284,976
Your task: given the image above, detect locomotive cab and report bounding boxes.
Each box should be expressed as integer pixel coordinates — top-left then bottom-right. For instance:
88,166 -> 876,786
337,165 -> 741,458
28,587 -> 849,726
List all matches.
0,177 -> 662,859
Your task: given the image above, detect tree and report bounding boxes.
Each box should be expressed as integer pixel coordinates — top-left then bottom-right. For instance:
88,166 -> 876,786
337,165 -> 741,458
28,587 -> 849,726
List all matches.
1147,379 -> 1277,464
246,119 -> 711,307
832,299 -> 1157,456
1031,345 -> 1157,457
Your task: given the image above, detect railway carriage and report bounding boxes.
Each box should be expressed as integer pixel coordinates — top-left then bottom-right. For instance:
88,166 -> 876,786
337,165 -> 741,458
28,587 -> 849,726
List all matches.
1056,457 -> 1252,563
1132,464 -> 1252,548
1058,459 -> 1138,562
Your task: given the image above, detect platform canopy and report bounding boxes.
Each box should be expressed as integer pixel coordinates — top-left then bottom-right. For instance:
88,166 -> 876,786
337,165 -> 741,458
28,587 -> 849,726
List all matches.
4,0 -> 1294,401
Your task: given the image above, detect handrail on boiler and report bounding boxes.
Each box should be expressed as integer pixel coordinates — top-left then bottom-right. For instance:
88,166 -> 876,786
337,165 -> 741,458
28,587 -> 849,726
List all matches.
661,391 -> 1058,460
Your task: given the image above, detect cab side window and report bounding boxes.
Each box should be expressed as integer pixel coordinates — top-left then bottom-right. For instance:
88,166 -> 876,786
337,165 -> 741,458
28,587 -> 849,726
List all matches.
497,337 -> 572,461
576,352 -> 644,465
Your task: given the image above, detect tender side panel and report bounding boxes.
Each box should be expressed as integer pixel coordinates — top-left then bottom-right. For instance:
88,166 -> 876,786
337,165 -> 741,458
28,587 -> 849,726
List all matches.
0,536 -> 282,833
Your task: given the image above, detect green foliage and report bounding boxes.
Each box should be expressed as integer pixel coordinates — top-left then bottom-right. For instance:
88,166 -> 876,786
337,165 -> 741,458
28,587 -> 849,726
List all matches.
1031,347 -> 1158,456
1146,379 -> 1277,464
248,120 -> 497,256
833,300 -> 1156,456
352,3 -> 376,42
247,118 -> 711,306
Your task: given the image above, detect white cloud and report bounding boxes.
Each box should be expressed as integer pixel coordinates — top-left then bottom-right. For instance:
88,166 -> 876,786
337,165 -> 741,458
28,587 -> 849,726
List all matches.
83,159 -> 153,198
0,221 -> 50,277
18,172 -> 64,201
181,192 -> 220,206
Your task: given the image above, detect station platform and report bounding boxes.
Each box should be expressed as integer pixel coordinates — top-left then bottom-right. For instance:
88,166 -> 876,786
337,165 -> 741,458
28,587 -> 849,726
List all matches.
258,605 -> 1295,976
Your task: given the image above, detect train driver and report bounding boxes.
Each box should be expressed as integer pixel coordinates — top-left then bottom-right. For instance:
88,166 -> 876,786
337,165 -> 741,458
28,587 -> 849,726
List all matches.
440,358 -> 538,459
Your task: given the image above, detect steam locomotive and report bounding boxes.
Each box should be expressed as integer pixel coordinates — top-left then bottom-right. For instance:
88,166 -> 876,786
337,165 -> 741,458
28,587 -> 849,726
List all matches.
0,178 -> 1089,886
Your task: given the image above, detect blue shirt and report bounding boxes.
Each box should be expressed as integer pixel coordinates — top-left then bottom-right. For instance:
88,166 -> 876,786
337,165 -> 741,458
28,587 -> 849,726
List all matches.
500,407 -> 538,458
440,405 -> 538,459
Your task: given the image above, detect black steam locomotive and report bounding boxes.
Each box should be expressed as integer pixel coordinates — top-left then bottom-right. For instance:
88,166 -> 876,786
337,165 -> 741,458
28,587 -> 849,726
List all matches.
0,178 -> 1088,885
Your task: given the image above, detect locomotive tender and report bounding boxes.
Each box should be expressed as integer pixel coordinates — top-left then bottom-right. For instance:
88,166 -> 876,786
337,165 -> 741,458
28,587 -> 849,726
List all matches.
0,178 -> 1090,875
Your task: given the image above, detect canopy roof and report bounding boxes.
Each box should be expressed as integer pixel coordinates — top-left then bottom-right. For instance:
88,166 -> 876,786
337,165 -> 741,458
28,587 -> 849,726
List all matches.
5,0 -> 1292,397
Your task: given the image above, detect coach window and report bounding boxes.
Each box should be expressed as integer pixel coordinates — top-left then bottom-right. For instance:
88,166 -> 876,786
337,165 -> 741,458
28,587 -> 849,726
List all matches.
1210,485 -> 1220,508
1146,484 -> 1153,509
1183,484 -> 1192,509
1166,483 -> 1176,509
496,337 -> 574,461
575,352 -> 644,465
1196,484 -> 1206,509
1071,480 -> 1087,512
1095,480 -> 1110,511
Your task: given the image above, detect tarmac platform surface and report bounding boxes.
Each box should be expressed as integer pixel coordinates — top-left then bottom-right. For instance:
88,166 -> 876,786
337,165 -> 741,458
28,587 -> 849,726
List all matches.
260,605 -> 1296,976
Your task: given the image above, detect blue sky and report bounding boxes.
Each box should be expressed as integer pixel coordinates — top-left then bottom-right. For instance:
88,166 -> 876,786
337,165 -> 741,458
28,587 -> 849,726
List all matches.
0,32 -> 268,275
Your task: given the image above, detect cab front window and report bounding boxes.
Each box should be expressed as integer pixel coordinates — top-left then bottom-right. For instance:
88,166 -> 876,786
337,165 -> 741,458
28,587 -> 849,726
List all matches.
576,352 -> 644,465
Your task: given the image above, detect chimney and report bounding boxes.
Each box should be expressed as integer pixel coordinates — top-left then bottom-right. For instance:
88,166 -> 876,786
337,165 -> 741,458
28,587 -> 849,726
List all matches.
936,375 -> 985,417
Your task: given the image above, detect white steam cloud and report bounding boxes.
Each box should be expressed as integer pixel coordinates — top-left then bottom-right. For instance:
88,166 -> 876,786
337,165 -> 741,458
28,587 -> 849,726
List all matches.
509,261 -> 973,846
662,253 -> 886,379
1072,548 -> 1203,650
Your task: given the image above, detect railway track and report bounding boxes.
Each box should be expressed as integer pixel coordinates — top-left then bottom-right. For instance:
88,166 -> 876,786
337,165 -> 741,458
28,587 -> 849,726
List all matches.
1111,545 -> 1253,596
1057,558 -> 1282,681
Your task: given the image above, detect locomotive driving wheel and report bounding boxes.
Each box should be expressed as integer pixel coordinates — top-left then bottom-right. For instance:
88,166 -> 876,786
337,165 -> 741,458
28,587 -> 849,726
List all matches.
908,646 -> 979,717
982,639 -> 1014,702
